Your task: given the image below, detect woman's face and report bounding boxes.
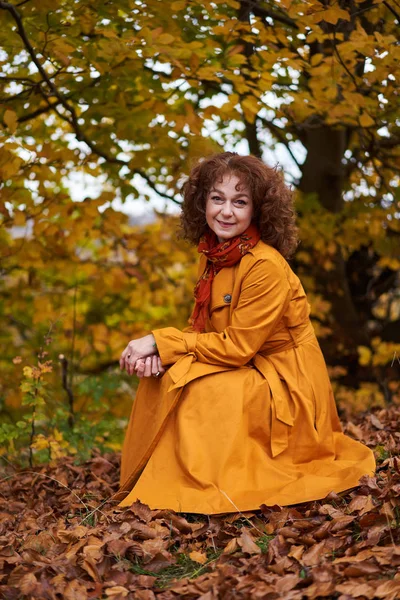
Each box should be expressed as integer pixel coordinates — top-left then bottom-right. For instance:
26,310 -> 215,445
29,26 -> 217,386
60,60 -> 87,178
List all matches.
205,173 -> 254,243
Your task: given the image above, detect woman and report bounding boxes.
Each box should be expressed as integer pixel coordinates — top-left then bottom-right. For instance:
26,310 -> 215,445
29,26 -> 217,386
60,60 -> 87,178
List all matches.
115,152 -> 375,515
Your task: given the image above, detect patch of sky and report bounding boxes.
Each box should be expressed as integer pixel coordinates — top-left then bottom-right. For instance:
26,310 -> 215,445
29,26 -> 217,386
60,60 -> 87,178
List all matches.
145,58 -> 172,76
364,58 -> 375,73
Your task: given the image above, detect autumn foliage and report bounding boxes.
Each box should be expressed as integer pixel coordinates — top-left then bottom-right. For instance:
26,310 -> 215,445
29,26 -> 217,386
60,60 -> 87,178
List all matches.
1,0 -> 400,596
1,0 -> 400,463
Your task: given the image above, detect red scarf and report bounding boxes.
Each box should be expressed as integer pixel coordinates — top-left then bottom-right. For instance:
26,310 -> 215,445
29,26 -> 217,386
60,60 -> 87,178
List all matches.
189,223 -> 261,333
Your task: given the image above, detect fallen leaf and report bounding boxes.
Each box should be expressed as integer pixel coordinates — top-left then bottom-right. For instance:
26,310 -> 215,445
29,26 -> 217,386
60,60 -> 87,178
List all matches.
343,561 -> 381,576
19,572 -> 39,595
64,579 -> 88,600
335,581 -> 375,599
223,538 -> 239,554
370,414 -> 384,429
287,545 -> 305,560
345,422 -> 364,440
105,586 -> 129,598
189,550 -> 208,564
374,580 -> 400,598
274,573 -> 300,593
58,525 -> 89,543
237,529 -> 261,555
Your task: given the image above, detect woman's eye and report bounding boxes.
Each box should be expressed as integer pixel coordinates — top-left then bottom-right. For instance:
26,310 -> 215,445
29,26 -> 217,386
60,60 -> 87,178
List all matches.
211,196 -> 223,202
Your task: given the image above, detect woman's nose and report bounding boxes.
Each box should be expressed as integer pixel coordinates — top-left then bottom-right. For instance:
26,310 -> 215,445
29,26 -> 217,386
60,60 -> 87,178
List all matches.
221,202 -> 233,216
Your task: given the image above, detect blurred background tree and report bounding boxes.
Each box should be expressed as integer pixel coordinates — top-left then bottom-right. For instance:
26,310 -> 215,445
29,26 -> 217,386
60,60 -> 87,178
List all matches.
0,0 -> 399,464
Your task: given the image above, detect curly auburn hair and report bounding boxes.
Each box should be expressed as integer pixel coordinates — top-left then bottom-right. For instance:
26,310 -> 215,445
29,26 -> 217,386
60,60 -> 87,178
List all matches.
179,152 -> 300,260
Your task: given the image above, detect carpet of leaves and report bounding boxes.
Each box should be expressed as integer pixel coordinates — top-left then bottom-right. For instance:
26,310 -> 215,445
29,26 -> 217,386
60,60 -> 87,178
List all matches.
1,406 -> 399,600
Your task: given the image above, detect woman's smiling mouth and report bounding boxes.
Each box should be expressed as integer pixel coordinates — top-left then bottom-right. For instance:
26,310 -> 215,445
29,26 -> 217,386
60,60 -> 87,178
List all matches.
217,220 -> 235,227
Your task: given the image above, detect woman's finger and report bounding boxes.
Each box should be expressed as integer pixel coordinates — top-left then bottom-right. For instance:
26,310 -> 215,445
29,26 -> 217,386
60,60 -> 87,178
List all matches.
135,358 -> 146,378
127,357 -> 135,377
143,356 -> 152,377
119,345 -> 130,370
157,356 -> 165,375
151,355 -> 158,376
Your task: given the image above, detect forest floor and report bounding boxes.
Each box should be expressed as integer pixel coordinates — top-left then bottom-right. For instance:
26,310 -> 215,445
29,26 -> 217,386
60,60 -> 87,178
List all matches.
1,405 -> 399,600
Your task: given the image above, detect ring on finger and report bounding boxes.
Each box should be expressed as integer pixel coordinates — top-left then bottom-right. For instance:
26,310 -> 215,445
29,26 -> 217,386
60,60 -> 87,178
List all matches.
153,371 -> 161,378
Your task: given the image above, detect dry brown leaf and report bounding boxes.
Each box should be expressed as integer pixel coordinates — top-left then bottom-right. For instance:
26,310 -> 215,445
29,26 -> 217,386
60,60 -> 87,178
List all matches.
348,494 -> 371,513
237,529 -> 261,555
301,540 -> 326,566
136,575 -> 157,588
380,501 -> 395,519
106,539 -> 135,557
144,550 -> 176,572
105,585 -> 129,598
274,573 -> 300,593
19,572 -> 38,595
197,593 -> 216,600
81,556 -> 100,581
58,525 -> 89,543
130,522 -> 160,540
141,537 -> 168,559
133,591 -> 156,600
127,501 -> 153,523
304,581 -> 335,598
278,526 -> 300,539
335,581 -> 375,599
154,510 -> 197,533
374,580 -> 400,598
345,421 -> 364,440
287,545 -> 305,560
330,515 -> 356,532
318,504 -> 346,519
64,579 -> 88,600
359,512 -> 380,528
83,542 -> 103,561
312,565 -> 334,583
370,414 -> 384,429
343,561 -> 381,576
223,537 -> 239,554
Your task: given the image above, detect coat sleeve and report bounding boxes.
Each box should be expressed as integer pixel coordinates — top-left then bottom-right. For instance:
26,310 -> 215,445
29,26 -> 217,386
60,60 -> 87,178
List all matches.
152,256 -> 292,368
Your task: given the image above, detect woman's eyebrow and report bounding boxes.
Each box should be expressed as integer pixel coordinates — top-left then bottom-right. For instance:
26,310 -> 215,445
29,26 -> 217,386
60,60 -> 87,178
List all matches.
210,188 -> 249,198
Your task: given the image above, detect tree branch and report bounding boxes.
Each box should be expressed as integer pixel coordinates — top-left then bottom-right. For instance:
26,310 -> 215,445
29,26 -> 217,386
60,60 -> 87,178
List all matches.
246,0 -> 298,29
383,1 -> 400,21
257,115 -> 302,171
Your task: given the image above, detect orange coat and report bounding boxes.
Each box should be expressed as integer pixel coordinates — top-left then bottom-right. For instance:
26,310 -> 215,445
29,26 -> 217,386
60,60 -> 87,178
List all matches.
115,241 -> 375,514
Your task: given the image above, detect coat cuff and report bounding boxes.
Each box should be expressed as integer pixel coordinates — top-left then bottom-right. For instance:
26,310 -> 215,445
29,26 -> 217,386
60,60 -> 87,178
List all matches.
152,327 -> 198,366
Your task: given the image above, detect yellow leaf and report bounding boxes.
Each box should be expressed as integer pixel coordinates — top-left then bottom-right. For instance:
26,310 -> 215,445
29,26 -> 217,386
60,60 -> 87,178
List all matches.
316,7 -> 350,25
189,550 -> 208,564
171,0 -> 186,9
13,210 -> 26,227
359,112 -> 375,127
23,366 -> 33,379
358,346 -> 372,366
31,434 -> 49,451
242,96 -> 259,115
158,33 -> 175,45
4,109 -> 17,133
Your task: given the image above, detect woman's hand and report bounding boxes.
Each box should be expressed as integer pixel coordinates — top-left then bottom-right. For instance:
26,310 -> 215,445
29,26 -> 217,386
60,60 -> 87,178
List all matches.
119,334 -> 157,376
134,355 -> 166,379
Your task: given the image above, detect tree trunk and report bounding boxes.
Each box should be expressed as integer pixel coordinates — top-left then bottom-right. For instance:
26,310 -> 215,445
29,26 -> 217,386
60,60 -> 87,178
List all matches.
299,125 -> 371,363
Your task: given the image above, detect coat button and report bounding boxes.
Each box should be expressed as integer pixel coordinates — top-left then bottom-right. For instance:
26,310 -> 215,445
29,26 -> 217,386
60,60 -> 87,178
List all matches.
223,294 -> 232,303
